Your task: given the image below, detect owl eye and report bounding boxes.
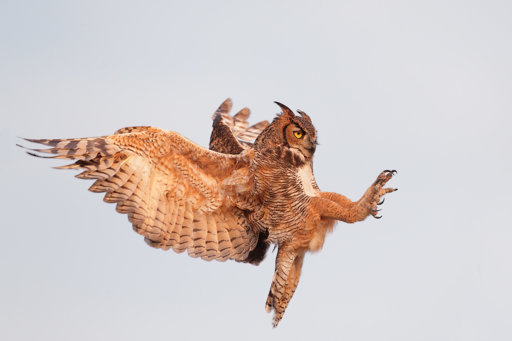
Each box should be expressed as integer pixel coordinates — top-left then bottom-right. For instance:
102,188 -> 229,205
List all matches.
293,131 -> 304,139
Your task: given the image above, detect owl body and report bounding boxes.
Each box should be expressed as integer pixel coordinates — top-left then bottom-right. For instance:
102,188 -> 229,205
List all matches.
246,105 -> 320,245
251,157 -> 307,241
21,99 -> 397,327
249,152 -> 334,253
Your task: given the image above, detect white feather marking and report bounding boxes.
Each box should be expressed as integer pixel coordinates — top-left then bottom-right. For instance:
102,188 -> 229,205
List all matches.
297,165 -> 319,196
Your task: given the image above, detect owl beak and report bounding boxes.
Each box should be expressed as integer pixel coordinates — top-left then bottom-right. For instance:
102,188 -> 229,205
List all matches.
306,142 -> 316,155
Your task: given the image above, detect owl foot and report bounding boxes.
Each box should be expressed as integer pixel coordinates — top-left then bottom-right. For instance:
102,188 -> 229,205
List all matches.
265,293 -> 285,328
265,292 -> 274,313
361,170 -> 397,219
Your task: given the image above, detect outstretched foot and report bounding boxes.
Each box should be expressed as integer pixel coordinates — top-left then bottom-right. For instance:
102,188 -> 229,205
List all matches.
361,170 -> 397,219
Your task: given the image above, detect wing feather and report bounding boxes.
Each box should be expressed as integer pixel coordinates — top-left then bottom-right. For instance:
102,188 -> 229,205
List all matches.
191,214 -> 208,258
209,98 -> 269,154
21,127 -> 258,262
204,214 -> 219,260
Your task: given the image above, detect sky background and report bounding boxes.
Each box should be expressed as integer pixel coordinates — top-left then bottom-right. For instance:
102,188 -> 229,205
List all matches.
1,1 -> 511,340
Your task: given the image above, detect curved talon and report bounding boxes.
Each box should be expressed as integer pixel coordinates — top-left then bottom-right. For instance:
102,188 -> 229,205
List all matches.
372,208 -> 381,213
384,169 -> 397,174
378,198 -> 385,205
374,215 -> 382,219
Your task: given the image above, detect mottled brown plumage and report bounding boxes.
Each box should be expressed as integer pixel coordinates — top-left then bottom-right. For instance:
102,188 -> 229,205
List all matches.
208,99 -> 271,265
209,98 -> 269,154
20,99 -> 397,327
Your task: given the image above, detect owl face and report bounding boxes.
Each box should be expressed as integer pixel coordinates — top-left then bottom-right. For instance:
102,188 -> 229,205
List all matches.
283,118 -> 317,159
253,102 -> 318,165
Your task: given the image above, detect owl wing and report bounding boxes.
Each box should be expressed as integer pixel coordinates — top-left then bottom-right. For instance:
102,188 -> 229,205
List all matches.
21,127 -> 259,262
208,99 -> 271,265
209,98 -> 269,154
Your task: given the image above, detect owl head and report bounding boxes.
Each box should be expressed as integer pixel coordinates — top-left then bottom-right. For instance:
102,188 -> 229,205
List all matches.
254,102 -> 317,163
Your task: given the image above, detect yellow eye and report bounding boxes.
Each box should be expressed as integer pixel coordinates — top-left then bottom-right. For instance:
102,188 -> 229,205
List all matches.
293,131 -> 304,139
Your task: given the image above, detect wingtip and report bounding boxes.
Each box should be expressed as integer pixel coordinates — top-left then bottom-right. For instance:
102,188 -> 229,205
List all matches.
17,137 -> 38,146
20,146 -> 58,159
233,107 -> 251,121
19,137 -> 37,143
219,98 -> 233,111
25,151 -> 40,158
212,98 -> 233,120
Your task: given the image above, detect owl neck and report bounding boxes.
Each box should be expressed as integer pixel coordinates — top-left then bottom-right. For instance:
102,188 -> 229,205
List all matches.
255,145 -> 310,168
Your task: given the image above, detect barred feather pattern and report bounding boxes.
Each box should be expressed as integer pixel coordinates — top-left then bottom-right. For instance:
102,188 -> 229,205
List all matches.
209,98 -> 269,154
22,128 -> 259,262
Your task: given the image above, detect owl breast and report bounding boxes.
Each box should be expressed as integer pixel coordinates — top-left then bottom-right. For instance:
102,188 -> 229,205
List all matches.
297,164 -> 319,197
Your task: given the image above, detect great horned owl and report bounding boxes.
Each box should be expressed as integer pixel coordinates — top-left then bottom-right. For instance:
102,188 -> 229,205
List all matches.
19,99 -> 397,327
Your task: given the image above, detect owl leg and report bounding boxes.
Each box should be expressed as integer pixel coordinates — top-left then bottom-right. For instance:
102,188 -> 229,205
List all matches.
311,196 -> 365,223
316,170 -> 397,222
265,244 -> 298,327
271,251 -> 306,327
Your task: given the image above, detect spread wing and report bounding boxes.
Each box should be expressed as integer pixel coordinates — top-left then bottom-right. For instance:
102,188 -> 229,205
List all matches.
209,98 -> 269,154
20,127 -> 259,262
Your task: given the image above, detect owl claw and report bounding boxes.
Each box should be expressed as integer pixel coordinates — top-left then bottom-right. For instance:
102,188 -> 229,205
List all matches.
375,170 -> 396,187
364,169 -> 398,220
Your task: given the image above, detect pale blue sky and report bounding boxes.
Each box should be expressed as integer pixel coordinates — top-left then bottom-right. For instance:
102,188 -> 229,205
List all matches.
1,1 -> 511,340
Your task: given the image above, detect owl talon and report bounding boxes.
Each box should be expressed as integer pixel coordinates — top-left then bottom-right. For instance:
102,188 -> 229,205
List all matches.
362,169 -> 398,220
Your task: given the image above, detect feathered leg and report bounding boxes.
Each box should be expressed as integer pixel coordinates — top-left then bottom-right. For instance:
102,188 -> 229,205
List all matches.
317,170 -> 397,222
265,244 -> 298,327
271,251 -> 306,327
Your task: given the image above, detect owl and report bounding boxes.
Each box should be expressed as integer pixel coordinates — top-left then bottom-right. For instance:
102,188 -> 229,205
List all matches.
20,99 -> 397,327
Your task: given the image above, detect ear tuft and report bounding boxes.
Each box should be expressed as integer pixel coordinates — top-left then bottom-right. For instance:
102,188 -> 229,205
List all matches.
274,101 -> 296,118
296,109 -> 312,122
